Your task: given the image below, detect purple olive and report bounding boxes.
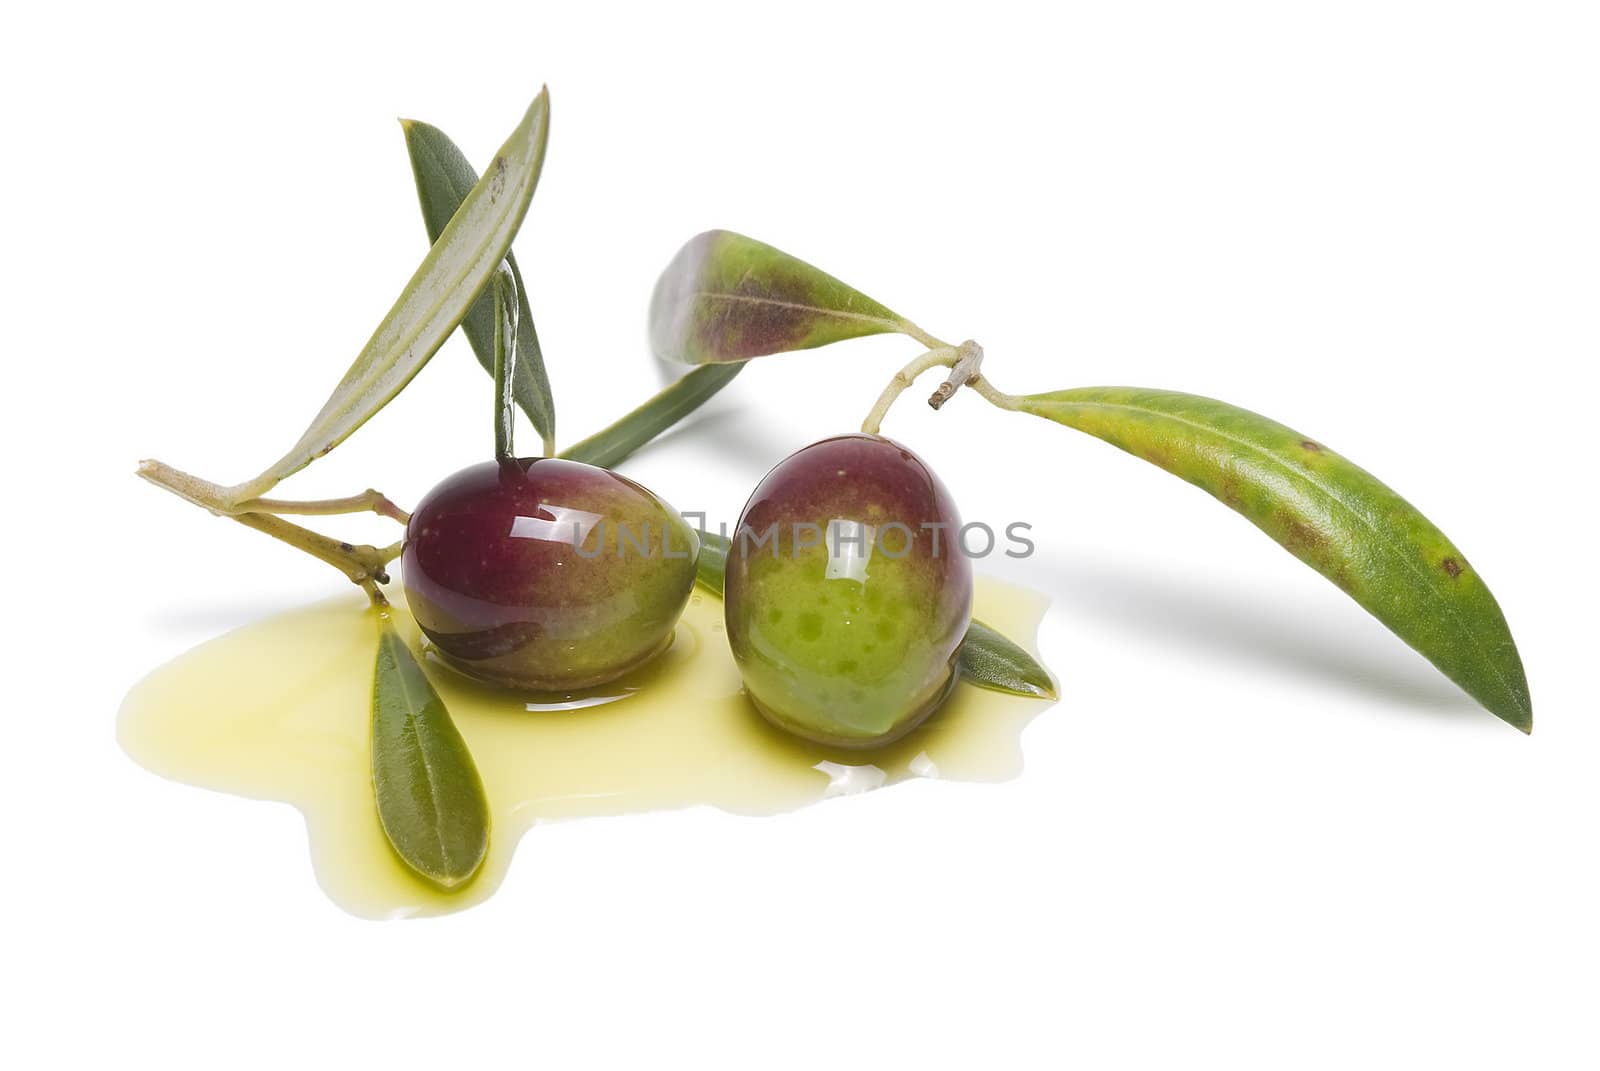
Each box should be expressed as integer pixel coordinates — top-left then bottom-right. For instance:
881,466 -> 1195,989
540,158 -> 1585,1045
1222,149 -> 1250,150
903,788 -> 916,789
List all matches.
403,458 -> 698,691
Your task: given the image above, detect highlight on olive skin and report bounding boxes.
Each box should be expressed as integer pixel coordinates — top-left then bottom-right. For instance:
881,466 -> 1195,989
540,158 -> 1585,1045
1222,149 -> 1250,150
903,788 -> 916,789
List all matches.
404,457 -> 700,692
724,434 -> 974,748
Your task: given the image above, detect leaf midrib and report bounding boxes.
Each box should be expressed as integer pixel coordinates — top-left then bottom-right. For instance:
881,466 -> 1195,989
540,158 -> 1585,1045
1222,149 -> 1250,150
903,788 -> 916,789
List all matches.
689,291 -> 901,333
382,631 -> 452,872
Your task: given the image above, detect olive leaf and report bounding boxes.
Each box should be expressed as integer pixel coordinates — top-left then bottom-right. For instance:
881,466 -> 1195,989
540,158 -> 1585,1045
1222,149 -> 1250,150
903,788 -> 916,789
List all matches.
650,230 -> 937,365
957,620 -> 1057,699
560,364 -> 744,468
372,621 -> 489,890
695,528 -> 732,594
227,90 -> 551,503
693,530 -> 1053,699
1019,387 -> 1531,731
404,116 -> 556,453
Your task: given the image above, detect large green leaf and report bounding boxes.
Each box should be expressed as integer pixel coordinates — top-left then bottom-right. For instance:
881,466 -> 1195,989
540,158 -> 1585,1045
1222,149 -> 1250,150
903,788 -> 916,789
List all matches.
560,364 -> 744,468
1020,387 -> 1531,731
692,530 -> 1052,699
229,90 -> 551,502
403,117 -> 556,452
650,230 -> 933,364
371,621 -> 489,890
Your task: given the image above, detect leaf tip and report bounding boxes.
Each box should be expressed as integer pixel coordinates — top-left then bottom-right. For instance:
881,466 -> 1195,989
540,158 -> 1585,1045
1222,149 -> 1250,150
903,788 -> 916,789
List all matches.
424,859 -> 486,892
1490,672 -> 1533,734
1008,679 -> 1058,701
528,85 -> 551,122
1502,702 -> 1533,735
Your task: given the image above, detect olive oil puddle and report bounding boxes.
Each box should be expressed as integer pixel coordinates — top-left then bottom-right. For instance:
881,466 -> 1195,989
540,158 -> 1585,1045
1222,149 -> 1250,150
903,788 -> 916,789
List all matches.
119,579 -> 1055,919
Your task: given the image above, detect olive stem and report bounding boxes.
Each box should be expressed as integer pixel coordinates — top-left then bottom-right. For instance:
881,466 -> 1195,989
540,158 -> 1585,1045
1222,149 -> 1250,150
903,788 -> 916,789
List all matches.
859,346 -> 957,435
927,340 -> 986,410
236,489 -> 411,524
858,339 -> 1033,434
901,321 -> 956,352
138,459 -> 406,602
139,461 -> 410,523
859,340 -> 985,435
231,512 -> 398,588
968,373 -> 1022,412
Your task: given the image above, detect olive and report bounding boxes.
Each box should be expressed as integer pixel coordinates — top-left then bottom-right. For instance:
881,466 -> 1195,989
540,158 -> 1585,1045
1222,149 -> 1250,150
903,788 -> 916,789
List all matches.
403,458 -> 699,691
724,434 -> 973,747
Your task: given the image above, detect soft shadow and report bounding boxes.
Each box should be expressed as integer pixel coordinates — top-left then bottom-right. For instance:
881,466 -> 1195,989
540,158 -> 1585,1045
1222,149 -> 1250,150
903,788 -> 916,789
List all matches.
638,406 -> 791,460
143,592 -> 358,637
618,406 -> 801,492
1028,551 -> 1481,717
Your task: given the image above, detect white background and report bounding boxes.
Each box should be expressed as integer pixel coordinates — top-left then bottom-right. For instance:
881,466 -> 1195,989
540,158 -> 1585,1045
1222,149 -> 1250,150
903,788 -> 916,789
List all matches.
5,2 -> 1598,1067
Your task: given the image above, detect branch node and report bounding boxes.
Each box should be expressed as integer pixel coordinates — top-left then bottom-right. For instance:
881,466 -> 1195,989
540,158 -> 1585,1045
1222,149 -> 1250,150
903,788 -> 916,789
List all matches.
926,340 -> 985,411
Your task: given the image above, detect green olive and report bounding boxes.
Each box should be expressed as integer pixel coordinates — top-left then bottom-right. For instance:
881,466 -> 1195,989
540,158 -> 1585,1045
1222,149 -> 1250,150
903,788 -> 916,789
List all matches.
724,434 -> 973,747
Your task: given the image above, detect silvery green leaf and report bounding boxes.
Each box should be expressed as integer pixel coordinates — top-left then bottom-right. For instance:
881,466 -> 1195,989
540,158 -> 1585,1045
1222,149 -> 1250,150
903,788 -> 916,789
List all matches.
231,90 -> 551,501
404,117 -> 555,452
